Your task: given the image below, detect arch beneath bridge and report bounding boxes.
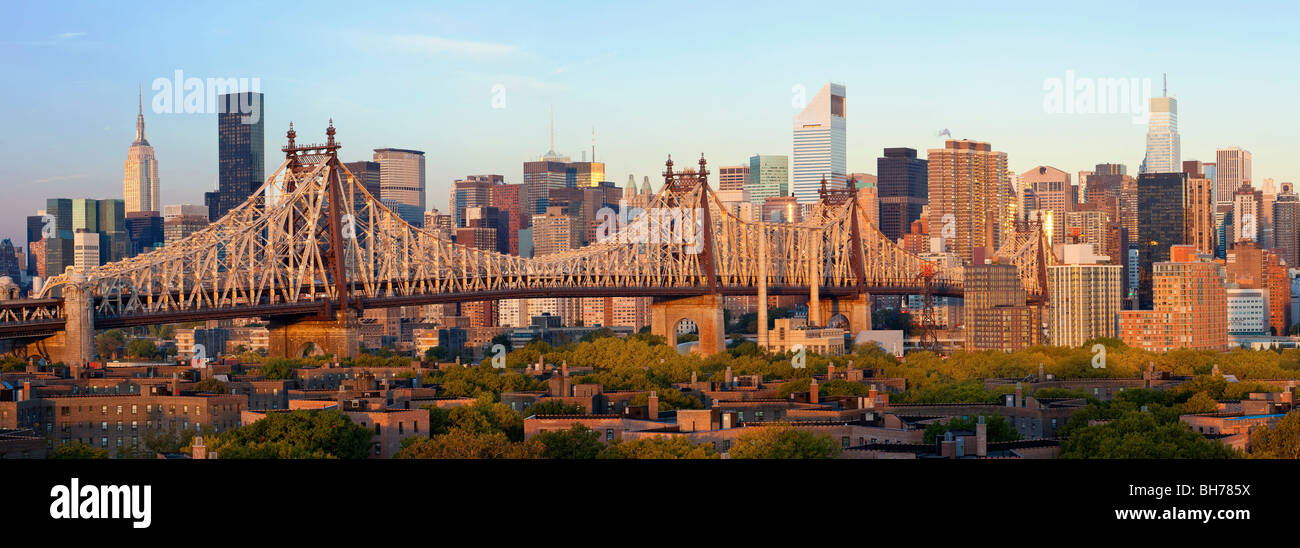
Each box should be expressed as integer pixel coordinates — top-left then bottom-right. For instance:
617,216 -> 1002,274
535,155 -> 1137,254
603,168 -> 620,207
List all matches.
651,294 -> 725,356
810,294 -> 872,335
266,310 -> 360,360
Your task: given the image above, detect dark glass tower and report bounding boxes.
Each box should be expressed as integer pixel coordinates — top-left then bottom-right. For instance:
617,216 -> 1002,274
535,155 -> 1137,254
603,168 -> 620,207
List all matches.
213,92 -> 264,221
876,147 -> 927,241
1136,172 -> 1188,309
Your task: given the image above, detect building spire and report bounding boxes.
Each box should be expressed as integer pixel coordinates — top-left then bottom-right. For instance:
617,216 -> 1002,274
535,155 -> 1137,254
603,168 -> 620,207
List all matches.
134,84 -> 147,145
1163,73 -> 1167,97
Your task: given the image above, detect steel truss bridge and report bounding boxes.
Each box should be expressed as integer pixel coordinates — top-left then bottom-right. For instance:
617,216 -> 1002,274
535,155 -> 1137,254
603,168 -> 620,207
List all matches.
0,122 -> 1050,360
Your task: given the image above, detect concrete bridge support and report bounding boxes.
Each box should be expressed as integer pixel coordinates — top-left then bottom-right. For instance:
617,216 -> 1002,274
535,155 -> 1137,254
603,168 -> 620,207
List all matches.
267,309 -> 360,360
25,284 -> 95,366
651,294 -> 726,356
812,294 -> 872,336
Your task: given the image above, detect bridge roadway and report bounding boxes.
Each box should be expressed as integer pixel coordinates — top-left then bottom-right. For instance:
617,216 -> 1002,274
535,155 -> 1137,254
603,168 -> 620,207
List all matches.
0,281 -> 963,339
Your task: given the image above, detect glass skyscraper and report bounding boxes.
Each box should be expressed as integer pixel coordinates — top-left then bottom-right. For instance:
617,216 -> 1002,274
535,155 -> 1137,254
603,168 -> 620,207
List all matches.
213,92 -> 265,221
1142,93 -> 1179,174
1135,172 -> 1188,309
876,147 -> 928,241
746,154 -> 788,206
791,82 -> 846,203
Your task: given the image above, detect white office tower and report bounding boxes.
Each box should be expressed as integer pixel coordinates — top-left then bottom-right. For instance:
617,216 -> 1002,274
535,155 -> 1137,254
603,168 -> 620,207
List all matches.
792,82 -> 846,203
1141,80 -> 1179,174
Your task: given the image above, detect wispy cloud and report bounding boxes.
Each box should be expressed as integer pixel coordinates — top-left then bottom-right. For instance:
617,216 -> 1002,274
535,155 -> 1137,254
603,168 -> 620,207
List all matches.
3,32 -> 98,47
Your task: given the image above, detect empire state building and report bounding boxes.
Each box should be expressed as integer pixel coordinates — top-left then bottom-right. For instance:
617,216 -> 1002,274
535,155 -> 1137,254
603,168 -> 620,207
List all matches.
123,90 -> 160,213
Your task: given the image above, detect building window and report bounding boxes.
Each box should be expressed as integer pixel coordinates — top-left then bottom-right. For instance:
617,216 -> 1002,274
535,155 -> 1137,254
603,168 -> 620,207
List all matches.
605,429 -> 614,441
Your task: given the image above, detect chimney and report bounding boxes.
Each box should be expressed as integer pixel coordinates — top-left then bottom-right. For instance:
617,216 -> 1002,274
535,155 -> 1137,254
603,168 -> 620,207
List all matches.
809,377 -> 819,404
1038,363 -> 1045,380
412,366 -> 422,388
724,366 -> 733,386
191,436 -> 207,460
647,391 -> 659,418
976,416 -> 988,457
171,372 -> 180,396
561,361 -> 569,377
827,364 -> 836,379
690,371 -> 698,384
1212,363 -> 1221,377
867,385 -> 878,409
1014,382 -> 1023,408
22,381 -> 31,402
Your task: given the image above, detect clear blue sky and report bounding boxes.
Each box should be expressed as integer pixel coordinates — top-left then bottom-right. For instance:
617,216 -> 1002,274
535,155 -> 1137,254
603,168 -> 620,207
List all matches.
2,0 -> 1298,244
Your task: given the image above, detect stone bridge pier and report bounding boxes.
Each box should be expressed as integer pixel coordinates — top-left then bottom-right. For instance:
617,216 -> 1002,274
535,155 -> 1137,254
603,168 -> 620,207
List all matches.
651,294 -> 726,356
25,283 -> 94,366
266,309 -> 360,360
811,294 -> 872,334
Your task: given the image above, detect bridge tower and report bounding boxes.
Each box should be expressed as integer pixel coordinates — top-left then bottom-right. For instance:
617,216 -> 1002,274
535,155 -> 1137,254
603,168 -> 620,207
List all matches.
649,155 -> 726,355
264,121 -> 361,360
24,271 -> 95,367
807,175 -> 873,336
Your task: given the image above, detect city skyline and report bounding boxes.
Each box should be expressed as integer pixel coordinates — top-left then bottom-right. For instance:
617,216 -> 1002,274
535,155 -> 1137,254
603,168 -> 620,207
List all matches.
3,1 -> 1300,245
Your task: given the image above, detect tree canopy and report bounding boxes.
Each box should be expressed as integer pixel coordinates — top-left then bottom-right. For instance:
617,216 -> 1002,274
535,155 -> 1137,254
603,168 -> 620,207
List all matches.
212,410 -> 373,459
729,425 -> 841,459
1249,410 -> 1300,459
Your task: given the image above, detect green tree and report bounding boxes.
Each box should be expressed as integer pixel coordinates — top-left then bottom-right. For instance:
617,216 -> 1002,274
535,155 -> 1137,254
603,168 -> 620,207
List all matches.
1249,410 -> 1300,459
490,333 -> 513,351
0,355 -> 27,372
125,339 -> 158,360
1181,391 -> 1220,414
424,346 -> 447,361
193,378 -> 228,394
598,437 -> 719,459
534,424 -> 605,459
259,358 -> 294,380
51,441 -> 109,459
729,426 -> 841,459
213,410 -> 373,459
1060,412 -> 1239,459
395,430 -> 542,459
94,330 -> 127,360
423,398 -> 526,441
527,399 -> 586,416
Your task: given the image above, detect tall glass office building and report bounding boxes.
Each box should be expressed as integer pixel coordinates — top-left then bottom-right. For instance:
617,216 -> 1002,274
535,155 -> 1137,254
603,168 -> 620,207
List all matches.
1135,172 -> 1188,309
1142,94 -> 1179,174
213,92 -> 264,221
746,154 -> 788,206
791,82 -> 846,203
